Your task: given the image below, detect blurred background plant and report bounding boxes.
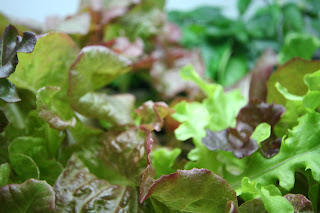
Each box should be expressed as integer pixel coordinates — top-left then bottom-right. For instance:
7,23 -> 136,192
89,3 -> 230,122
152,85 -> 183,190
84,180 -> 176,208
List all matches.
1,0 -> 319,91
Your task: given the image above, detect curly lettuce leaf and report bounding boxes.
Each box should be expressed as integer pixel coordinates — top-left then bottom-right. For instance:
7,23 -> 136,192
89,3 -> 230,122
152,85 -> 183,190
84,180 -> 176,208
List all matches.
267,59 -> 320,105
226,111 -> 320,194
151,148 -> 181,179
173,65 -> 246,139
68,45 -> 134,126
0,179 -> 56,213
202,100 -> 284,158
172,65 -> 247,172
54,155 -> 138,212
101,128 -> 147,184
303,71 -> 320,111
172,100 -> 223,173
172,101 -> 209,142
275,69 -> 320,137
239,177 -> 294,213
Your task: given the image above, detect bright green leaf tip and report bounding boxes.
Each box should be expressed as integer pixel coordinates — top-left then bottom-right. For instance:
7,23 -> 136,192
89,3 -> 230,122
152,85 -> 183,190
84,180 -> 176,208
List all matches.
179,65 -> 221,96
151,148 -> 182,179
251,123 -> 271,147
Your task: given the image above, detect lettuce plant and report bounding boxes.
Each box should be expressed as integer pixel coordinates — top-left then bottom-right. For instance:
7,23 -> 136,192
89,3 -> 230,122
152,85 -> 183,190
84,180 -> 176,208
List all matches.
0,0 -> 319,212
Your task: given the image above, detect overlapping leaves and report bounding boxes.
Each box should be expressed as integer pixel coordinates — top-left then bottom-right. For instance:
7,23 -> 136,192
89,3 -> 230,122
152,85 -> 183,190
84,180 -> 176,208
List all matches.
54,155 -> 138,212
68,45 -> 134,126
0,25 -> 37,132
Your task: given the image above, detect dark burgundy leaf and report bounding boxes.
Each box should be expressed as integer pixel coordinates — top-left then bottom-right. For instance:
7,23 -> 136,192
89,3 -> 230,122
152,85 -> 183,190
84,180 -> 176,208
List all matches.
260,136 -> 282,158
203,128 -> 258,159
0,25 -> 37,78
227,49 -> 278,100
202,100 -> 285,158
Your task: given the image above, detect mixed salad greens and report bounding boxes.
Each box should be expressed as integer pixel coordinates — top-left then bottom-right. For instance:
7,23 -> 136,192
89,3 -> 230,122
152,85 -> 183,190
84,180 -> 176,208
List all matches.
0,0 -> 320,212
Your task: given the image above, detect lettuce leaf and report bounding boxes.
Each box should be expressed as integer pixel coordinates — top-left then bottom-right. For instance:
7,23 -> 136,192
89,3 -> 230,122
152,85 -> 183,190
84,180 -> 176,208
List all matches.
141,168 -> 238,213
278,33 -> 320,64
202,100 -> 284,158
267,59 -> 320,105
0,179 -> 56,213
0,25 -> 37,79
68,45 -> 134,126
284,194 -> 313,212
54,155 -> 138,212
36,86 -> 76,131
0,163 -> 10,187
140,113 -> 238,213
0,78 -> 20,103
226,111 -> 320,193
8,136 -> 63,185
9,32 -> 79,129
239,177 -> 294,213
151,148 -> 181,179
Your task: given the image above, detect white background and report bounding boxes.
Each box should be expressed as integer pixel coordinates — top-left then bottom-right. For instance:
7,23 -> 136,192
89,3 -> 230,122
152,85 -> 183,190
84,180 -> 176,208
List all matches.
0,0 -> 254,23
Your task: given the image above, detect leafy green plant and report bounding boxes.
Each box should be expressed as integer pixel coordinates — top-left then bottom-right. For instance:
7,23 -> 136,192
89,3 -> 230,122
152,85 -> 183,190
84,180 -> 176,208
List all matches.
168,0 -> 320,86
0,0 -> 320,212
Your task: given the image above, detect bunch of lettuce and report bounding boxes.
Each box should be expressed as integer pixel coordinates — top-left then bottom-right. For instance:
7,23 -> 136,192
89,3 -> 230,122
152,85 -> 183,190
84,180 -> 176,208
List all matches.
168,0 -> 320,86
0,0 -> 320,212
